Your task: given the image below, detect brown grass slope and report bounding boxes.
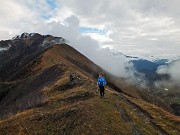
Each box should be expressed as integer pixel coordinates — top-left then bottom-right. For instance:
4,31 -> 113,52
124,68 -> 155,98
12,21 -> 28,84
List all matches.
0,44 -> 179,135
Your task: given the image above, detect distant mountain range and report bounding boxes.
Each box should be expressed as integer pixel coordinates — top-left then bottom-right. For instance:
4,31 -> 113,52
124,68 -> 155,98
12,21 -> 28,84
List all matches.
113,52 -> 180,83
113,51 -> 180,63
131,59 -> 168,80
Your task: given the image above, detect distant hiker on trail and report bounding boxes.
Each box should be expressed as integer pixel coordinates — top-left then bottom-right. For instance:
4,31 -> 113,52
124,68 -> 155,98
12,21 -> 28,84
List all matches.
70,73 -> 75,82
97,72 -> 107,97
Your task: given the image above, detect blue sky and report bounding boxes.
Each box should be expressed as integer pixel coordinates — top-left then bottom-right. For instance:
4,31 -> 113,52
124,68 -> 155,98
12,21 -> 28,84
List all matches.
46,0 -> 57,9
40,0 -> 58,19
79,27 -> 107,35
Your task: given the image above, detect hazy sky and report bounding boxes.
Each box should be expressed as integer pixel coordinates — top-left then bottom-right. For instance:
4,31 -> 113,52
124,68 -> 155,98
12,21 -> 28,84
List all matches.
0,0 -> 180,57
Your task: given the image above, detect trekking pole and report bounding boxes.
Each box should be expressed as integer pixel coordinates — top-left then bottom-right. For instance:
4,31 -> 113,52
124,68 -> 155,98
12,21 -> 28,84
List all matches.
97,88 -> 99,94
96,85 -> 99,95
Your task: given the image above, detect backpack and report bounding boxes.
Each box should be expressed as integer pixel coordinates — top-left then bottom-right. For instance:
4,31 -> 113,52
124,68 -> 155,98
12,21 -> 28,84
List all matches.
99,81 -> 104,86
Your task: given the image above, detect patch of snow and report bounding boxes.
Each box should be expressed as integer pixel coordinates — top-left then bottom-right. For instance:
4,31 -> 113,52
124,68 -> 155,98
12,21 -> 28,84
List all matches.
12,35 -> 20,40
0,48 -> 8,51
40,37 -> 66,48
0,44 -> 11,52
12,33 -> 37,40
29,33 -> 36,37
40,39 -> 49,47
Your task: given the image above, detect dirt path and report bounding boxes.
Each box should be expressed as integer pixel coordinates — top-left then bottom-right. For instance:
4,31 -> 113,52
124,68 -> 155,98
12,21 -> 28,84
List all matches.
110,94 -> 170,135
118,94 -> 170,135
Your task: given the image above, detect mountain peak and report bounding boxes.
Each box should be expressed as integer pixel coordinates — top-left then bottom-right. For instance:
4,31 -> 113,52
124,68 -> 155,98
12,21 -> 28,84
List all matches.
0,33 -> 67,53
12,33 -> 66,44
12,32 -> 39,40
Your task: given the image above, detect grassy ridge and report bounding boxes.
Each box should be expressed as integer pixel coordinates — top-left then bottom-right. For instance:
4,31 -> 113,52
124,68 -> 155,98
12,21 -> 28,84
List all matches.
0,72 -> 179,135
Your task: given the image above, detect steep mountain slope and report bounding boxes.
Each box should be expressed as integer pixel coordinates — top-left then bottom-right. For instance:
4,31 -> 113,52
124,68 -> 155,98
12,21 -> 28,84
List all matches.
0,33 -> 179,135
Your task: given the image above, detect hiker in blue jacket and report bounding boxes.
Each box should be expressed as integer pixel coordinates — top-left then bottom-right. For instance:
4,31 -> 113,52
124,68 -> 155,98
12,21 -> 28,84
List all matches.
97,72 -> 107,97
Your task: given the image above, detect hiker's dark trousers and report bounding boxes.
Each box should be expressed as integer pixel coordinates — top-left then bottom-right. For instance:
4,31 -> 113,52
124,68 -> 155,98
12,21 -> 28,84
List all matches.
99,86 -> 105,97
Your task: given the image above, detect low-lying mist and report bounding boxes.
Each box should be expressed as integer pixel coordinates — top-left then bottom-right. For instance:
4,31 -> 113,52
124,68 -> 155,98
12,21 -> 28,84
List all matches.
155,60 -> 180,91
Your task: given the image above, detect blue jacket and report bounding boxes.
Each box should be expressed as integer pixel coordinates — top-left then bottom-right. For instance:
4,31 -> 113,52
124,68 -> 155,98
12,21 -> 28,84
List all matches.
97,76 -> 107,86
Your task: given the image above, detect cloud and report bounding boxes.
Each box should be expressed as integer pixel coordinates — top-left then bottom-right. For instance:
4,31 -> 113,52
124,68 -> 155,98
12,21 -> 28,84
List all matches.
157,60 -> 180,84
34,15 -> 133,78
0,0 -> 59,38
155,59 -> 180,92
1,0 -> 180,57
55,0 -> 180,56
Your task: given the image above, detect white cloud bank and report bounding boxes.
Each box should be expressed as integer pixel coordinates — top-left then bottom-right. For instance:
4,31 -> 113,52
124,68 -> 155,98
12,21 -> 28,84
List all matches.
156,60 -> 180,87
